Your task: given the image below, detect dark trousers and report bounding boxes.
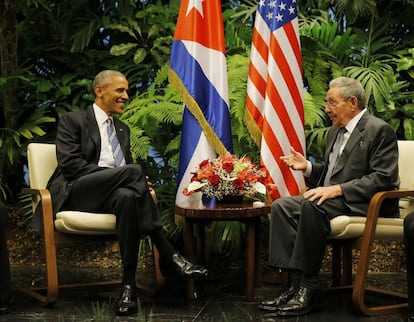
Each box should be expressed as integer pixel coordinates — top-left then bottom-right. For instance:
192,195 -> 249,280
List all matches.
268,195 -> 351,275
0,201 -> 11,296
404,211 -> 414,311
62,165 -> 164,280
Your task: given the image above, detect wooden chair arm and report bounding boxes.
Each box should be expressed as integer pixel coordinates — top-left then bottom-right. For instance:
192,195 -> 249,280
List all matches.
146,179 -> 157,203
364,189 -> 414,242
22,187 -> 57,245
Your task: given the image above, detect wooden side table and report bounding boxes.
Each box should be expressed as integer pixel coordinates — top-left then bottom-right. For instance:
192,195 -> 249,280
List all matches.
175,203 -> 270,301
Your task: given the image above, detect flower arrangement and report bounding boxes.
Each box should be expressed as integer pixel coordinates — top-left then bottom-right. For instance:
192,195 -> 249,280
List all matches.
183,154 -> 278,202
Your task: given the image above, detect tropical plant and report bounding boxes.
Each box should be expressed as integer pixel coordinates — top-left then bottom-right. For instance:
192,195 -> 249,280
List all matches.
2,0 -> 414,257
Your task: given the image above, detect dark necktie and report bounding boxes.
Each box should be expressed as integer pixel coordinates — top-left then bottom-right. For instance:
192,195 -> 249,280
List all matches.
323,128 -> 346,186
107,118 -> 126,167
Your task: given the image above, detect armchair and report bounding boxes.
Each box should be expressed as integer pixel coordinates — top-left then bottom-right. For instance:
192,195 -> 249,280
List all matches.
20,143 -> 164,307
328,140 -> 414,315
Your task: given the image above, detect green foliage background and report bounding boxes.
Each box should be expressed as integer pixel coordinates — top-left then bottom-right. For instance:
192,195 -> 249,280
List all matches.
1,0 -> 414,255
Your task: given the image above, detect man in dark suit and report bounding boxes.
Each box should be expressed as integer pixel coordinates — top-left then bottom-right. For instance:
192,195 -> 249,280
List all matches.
0,200 -> 12,314
259,77 -> 399,316
46,70 -> 207,316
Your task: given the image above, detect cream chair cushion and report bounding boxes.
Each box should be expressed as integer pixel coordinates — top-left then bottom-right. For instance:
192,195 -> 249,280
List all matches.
55,212 -> 117,235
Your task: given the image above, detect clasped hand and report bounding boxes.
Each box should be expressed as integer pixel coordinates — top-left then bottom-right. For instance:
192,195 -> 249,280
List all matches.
303,186 -> 342,205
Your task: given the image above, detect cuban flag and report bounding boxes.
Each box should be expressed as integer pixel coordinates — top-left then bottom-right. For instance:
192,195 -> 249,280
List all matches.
169,0 -> 233,208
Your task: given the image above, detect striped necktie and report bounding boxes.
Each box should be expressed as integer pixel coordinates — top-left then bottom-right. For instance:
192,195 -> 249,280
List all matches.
323,128 -> 346,186
107,118 -> 126,167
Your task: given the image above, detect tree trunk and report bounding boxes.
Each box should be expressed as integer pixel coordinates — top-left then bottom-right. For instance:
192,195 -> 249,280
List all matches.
0,1 -> 23,200
0,0 -> 18,129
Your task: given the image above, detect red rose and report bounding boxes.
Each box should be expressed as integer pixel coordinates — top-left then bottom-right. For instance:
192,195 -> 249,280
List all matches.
222,161 -> 234,173
232,178 -> 244,190
199,159 -> 209,168
208,174 -> 220,186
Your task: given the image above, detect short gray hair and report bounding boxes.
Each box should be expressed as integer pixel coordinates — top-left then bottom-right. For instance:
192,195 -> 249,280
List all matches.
92,70 -> 126,90
329,76 -> 366,109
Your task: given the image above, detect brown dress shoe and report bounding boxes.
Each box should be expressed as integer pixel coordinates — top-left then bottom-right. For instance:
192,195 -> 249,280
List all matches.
259,286 -> 297,312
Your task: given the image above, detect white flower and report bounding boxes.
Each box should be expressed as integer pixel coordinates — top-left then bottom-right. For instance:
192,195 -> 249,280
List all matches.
187,181 -> 207,192
253,181 -> 267,195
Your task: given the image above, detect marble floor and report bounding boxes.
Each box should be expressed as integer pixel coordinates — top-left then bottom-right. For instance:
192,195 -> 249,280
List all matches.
1,266 -> 411,321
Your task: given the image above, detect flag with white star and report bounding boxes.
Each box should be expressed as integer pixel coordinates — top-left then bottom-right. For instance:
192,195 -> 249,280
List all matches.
245,0 -> 305,198
169,0 -> 233,209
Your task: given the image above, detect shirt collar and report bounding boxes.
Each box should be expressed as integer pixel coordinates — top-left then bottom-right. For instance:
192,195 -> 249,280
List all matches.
93,103 -> 110,125
344,108 -> 367,134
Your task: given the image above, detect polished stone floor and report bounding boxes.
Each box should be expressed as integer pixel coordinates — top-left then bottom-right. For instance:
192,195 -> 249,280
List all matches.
1,265 -> 411,321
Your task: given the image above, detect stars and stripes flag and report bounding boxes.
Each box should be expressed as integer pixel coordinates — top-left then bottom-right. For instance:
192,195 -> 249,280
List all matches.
169,0 -> 233,208
245,0 -> 305,197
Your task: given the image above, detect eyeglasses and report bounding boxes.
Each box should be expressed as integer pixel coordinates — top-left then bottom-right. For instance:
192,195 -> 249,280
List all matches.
324,97 -> 349,107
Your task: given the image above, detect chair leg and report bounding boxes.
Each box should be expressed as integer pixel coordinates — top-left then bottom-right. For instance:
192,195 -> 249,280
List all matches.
331,243 -> 342,286
19,206 -> 59,307
342,243 -> 353,285
152,244 -> 165,290
352,214 -> 408,316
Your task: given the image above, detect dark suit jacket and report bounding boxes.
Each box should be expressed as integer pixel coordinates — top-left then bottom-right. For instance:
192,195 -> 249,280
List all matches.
47,108 -> 135,215
307,111 -> 399,216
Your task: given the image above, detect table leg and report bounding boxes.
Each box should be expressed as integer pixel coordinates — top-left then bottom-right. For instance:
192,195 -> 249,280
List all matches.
184,220 -> 197,299
196,223 -> 205,265
246,219 -> 255,301
254,217 -> 262,287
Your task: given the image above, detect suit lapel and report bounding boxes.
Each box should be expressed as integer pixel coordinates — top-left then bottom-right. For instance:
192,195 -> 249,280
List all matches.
332,112 -> 369,175
324,128 -> 340,162
86,108 -> 101,162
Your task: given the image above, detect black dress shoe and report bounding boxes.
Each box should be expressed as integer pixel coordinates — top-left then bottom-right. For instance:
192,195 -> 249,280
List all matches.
114,284 -> 138,316
0,295 -> 11,315
0,301 -> 8,314
170,253 -> 208,278
259,286 -> 297,312
275,286 -> 322,316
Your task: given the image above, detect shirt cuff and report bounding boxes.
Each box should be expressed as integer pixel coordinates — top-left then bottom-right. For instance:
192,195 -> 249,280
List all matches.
304,160 -> 312,177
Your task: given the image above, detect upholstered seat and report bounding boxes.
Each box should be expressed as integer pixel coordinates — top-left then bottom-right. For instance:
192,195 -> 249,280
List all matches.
329,215 -> 405,240
54,212 -> 117,234
20,143 -> 164,307
327,140 -> 414,316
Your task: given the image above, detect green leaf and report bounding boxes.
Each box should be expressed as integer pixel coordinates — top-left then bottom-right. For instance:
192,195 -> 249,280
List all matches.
403,119 -> 414,140
59,86 -> 72,96
110,43 -> 138,56
133,48 -> 147,64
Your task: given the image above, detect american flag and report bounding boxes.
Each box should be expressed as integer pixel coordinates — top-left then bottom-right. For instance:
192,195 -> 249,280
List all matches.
245,0 -> 305,197
169,0 -> 233,209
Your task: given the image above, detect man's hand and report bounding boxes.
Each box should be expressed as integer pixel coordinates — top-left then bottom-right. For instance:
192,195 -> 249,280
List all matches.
280,146 -> 308,172
303,185 -> 343,205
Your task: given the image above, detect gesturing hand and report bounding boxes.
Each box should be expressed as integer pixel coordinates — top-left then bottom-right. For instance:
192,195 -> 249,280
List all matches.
280,146 -> 308,172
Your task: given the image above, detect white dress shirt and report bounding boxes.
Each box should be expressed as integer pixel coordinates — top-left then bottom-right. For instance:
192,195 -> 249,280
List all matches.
93,104 -> 116,168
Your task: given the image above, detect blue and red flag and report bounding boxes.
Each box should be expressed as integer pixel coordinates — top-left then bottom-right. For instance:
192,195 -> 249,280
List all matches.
169,0 -> 233,208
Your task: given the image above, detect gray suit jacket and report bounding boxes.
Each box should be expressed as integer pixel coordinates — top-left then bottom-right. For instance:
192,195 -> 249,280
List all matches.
307,111 -> 399,216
